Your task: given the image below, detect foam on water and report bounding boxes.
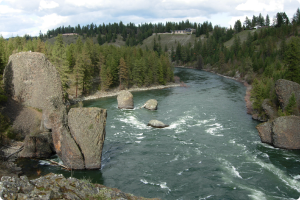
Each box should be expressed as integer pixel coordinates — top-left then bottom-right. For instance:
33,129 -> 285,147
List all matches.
218,158 -> 242,179
255,158 -> 300,193
140,179 -> 171,191
119,115 -> 149,130
205,123 -> 224,136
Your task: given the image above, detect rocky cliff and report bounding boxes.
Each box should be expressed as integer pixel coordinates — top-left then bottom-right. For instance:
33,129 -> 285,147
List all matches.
3,52 -> 107,169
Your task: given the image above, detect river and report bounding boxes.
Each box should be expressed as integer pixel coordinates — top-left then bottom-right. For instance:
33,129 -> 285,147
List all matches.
20,68 -> 300,200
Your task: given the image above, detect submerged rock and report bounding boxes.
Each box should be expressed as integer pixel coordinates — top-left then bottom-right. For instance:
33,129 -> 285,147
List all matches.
141,99 -> 158,110
68,107 -> 107,169
117,90 -> 134,109
147,120 -> 169,128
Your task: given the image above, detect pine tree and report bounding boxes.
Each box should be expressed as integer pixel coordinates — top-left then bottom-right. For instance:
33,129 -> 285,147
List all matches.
51,34 -> 70,89
119,57 -> 128,89
285,37 -> 300,84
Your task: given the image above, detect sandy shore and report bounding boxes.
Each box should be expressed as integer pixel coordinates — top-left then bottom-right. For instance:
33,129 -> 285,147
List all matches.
71,82 -> 181,102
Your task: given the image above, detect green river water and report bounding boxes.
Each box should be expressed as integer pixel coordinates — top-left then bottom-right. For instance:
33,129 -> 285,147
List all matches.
20,68 -> 300,200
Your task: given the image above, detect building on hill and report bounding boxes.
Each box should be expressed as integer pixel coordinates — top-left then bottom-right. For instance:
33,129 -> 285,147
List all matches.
171,28 -> 196,34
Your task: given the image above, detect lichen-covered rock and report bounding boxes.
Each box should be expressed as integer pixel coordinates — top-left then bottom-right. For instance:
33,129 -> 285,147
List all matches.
0,173 -> 160,200
147,120 -> 169,128
117,90 -> 134,109
275,79 -> 300,114
272,116 -> 300,149
19,132 -> 55,158
256,122 -> 272,144
142,99 -> 158,110
68,107 -> 107,169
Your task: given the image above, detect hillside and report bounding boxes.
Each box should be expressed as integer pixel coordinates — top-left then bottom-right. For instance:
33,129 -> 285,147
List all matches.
139,33 -> 198,51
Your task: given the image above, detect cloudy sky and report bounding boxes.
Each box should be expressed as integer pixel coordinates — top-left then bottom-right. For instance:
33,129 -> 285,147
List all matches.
0,0 -> 299,38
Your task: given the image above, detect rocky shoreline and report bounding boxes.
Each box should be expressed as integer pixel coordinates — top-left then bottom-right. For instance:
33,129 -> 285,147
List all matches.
71,83 -> 181,103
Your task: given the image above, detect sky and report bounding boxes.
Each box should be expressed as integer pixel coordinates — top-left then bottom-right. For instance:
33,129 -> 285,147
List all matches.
0,0 -> 299,38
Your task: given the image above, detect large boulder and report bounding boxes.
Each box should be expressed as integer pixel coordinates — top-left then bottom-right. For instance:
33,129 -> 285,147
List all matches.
19,132 -> 55,158
147,120 -> 169,128
117,90 -> 134,109
2,52 -> 87,169
68,107 -> 107,169
275,79 -> 300,114
272,116 -> 300,149
256,122 -> 272,144
141,99 -> 158,110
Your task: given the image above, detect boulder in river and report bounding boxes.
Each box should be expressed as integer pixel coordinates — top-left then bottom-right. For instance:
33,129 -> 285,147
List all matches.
272,116 -> 300,149
141,99 -> 158,110
68,107 -> 107,169
256,121 -> 272,145
117,90 -> 134,109
147,120 -> 169,128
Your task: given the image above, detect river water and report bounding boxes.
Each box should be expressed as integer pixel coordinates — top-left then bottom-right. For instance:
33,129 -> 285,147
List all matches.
20,68 -> 300,199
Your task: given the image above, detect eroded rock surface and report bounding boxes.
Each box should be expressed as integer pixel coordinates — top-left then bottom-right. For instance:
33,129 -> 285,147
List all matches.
147,120 -> 169,128
142,99 -> 158,110
68,107 -> 107,169
117,90 -> 134,109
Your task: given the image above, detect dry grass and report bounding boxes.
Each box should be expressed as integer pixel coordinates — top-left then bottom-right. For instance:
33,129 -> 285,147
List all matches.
224,30 -> 258,48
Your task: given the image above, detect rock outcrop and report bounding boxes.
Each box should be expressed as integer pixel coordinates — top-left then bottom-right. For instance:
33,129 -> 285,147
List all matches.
3,52 -> 107,169
19,132 -> 55,158
141,99 -> 158,110
272,116 -> 300,149
68,107 -> 107,169
0,173 -> 159,200
256,122 -> 272,144
256,116 -> 300,149
262,99 -> 277,120
147,120 -> 169,128
117,90 -> 134,109
275,79 -> 300,114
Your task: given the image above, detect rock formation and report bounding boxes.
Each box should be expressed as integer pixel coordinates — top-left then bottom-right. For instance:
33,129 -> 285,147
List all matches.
256,122 -> 272,145
19,132 -> 55,158
117,90 -> 134,109
3,52 -> 107,169
275,79 -> 300,114
147,120 -> 169,128
0,173 -> 158,200
256,116 -> 300,149
272,116 -> 300,149
68,107 -> 107,169
262,99 -> 277,120
141,99 -> 158,110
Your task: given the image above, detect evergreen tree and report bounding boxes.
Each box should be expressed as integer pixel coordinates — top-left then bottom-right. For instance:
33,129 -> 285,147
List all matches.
266,14 -> 270,26
285,37 -> 300,84
119,57 -> 128,88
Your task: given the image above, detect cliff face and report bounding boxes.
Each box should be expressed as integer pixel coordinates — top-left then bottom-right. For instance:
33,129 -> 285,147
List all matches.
3,52 -> 107,169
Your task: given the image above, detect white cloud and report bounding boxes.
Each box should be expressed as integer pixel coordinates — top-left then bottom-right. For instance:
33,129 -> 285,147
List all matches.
0,5 -> 22,14
236,0 -> 284,12
39,0 -> 59,11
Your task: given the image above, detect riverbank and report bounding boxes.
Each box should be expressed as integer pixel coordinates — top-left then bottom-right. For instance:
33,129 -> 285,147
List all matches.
71,82 -> 181,102
175,66 -> 254,116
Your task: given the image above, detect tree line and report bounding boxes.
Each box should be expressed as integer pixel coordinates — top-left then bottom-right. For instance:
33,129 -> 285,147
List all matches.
171,8 -> 300,118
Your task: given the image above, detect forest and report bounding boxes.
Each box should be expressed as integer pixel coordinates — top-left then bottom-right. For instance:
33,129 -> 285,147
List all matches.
0,8 -> 300,120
